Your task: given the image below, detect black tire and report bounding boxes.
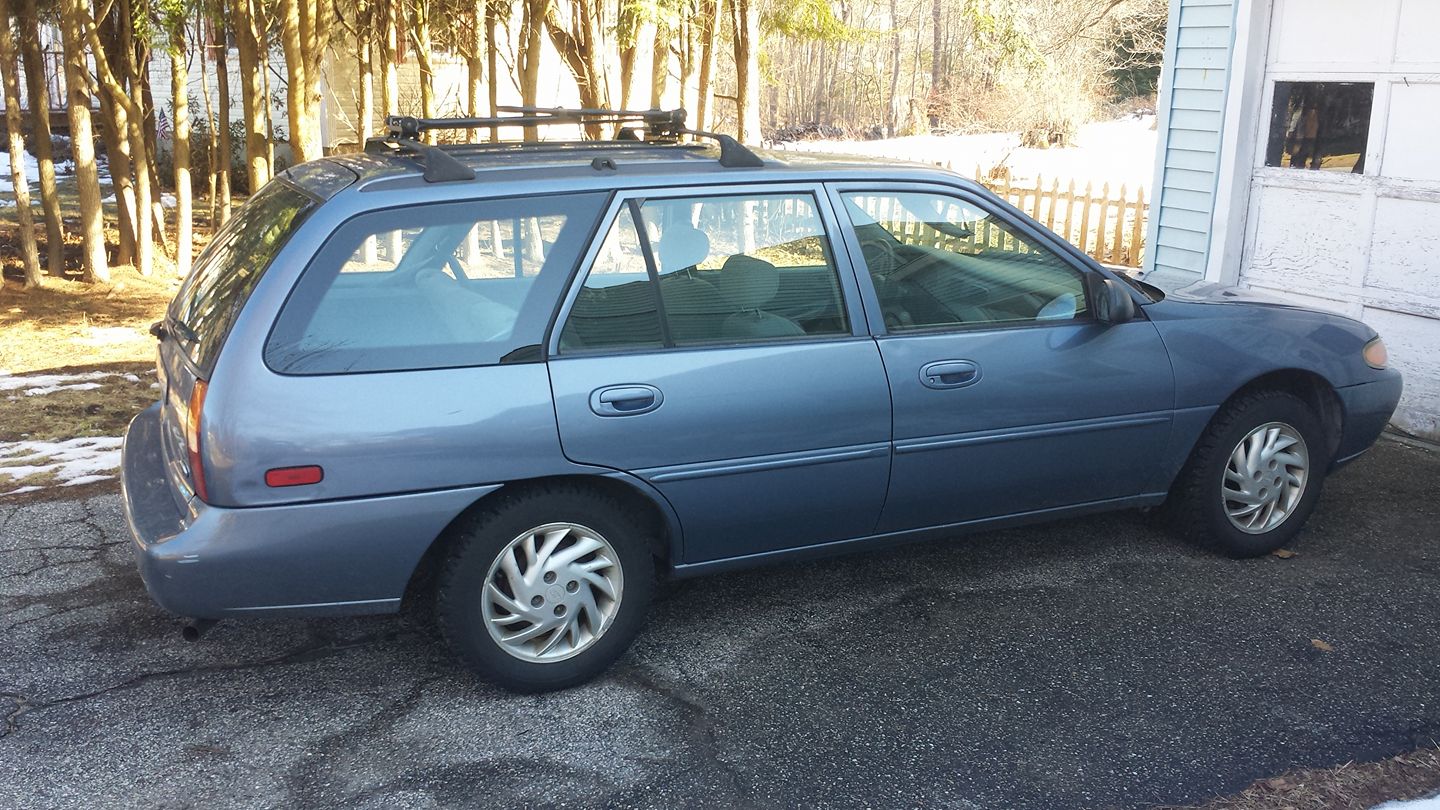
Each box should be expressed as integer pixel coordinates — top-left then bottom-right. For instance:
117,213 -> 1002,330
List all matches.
435,485 -> 655,692
1164,390 -> 1330,558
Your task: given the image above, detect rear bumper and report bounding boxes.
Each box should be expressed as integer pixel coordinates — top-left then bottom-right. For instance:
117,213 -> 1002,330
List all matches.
121,404 -> 500,618
1332,369 -> 1404,469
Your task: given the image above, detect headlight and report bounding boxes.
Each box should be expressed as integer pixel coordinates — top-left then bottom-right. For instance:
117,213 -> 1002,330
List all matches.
1363,336 -> 1389,369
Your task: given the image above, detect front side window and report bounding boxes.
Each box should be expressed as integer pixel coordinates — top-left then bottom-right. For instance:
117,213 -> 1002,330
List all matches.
841,191 -> 1089,331
266,192 -> 605,374
559,192 -> 850,353
1264,81 -> 1374,173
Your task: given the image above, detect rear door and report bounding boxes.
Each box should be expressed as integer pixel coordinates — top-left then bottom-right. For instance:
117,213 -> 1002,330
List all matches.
547,185 -> 892,564
829,183 -> 1176,532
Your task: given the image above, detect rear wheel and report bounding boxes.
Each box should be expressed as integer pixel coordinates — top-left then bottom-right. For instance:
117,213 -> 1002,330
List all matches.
436,486 -> 655,692
1165,390 -> 1330,557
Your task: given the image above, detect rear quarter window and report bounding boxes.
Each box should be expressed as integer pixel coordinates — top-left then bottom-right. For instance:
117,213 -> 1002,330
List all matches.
265,192 -> 606,374
170,182 -> 316,371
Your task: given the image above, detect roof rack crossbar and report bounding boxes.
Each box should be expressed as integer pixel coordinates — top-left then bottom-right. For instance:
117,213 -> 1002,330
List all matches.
366,107 -> 763,181
363,135 -> 476,182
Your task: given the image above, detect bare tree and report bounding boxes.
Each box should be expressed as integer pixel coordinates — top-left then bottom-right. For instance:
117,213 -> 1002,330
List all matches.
164,0 -> 194,276
15,0 -> 63,276
278,0 -> 335,162
730,0 -> 760,142
56,0 -> 107,281
0,0 -> 41,287
231,0 -> 268,191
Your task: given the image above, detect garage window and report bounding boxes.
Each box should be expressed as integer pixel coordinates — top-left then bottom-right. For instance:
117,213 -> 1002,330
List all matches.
1265,81 -> 1374,173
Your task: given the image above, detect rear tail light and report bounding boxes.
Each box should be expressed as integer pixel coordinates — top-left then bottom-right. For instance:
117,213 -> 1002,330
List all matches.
185,380 -> 209,502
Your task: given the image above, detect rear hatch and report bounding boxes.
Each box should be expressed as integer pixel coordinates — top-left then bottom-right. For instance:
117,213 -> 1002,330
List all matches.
154,180 -> 318,505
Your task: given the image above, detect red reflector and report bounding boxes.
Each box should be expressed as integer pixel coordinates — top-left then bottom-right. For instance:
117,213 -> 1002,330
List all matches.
265,466 -> 324,488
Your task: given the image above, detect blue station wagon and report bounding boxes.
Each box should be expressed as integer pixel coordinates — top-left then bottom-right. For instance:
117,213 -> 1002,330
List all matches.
122,109 -> 1402,691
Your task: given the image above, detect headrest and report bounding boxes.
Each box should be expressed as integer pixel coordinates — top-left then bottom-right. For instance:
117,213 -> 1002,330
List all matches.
716,255 -> 779,310
656,223 -> 710,274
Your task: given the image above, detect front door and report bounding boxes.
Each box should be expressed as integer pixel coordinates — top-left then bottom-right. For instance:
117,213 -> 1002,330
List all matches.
830,184 -> 1176,532
547,187 -> 892,563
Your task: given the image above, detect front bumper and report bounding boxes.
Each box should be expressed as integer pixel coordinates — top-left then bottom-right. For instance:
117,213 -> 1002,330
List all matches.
121,404 -> 500,618
1331,369 -> 1404,469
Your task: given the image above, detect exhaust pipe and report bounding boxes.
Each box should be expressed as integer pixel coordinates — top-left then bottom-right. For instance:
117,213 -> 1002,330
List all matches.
181,619 -> 218,642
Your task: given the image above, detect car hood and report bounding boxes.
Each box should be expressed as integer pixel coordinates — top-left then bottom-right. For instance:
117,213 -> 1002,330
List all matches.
1159,280 -> 1315,310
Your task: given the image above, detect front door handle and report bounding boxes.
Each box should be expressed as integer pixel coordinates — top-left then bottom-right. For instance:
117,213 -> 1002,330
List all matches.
920,360 -> 981,390
590,384 -> 663,416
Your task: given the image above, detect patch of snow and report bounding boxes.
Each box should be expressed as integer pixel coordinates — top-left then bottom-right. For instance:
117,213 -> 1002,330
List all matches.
1373,796 -> 1440,810
0,371 -> 117,396
0,149 -> 41,193
74,326 -> 146,347
0,436 -> 124,496
777,116 -> 1159,192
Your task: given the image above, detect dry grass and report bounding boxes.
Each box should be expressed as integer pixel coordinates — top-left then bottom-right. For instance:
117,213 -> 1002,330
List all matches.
0,265 -> 176,373
1164,747 -> 1440,810
0,362 -> 158,442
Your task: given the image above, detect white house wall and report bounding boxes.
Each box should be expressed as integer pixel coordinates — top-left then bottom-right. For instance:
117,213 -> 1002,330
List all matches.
1145,0 -> 1236,286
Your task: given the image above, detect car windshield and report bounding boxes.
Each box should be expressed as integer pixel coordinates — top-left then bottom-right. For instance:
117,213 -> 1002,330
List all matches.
170,181 -> 315,371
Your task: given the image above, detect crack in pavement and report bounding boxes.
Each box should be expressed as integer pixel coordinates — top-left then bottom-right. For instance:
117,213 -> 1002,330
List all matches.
1,628 -> 417,739
1,691 -> 33,737
0,540 -> 126,556
618,666 -> 750,806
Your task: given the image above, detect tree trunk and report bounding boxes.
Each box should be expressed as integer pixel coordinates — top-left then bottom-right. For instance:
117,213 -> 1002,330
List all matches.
928,0 -> 941,127
381,0 -> 399,117
170,28 -> 193,277
95,13 -> 136,265
650,20 -> 668,108
543,0 -> 608,138
730,0 -> 761,143
466,0 -> 483,140
0,0 -> 41,287
696,0 -> 720,132
886,0 -> 900,137
519,0 -> 544,140
279,0 -> 333,163
214,18 -> 233,222
86,0 -> 154,276
357,4 -> 374,142
411,0 -> 437,139
232,0 -> 268,192
16,0 -> 63,276
57,0 -> 107,282
485,0 -> 499,139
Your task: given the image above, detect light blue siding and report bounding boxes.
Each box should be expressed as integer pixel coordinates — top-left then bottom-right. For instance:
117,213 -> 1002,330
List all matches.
1145,0 -> 1237,286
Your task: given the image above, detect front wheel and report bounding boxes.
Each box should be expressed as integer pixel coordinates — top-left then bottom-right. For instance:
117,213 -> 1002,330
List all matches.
436,486 -> 655,692
1165,390 -> 1330,557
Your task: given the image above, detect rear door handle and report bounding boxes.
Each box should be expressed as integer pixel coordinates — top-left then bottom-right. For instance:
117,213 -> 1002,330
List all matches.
920,360 -> 981,390
590,384 -> 663,416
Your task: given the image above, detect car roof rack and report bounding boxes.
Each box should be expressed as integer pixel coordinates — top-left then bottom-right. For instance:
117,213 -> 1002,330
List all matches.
363,107 -> 763,182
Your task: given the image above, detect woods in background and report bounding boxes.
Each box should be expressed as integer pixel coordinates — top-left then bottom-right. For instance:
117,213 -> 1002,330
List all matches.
0,0 -> 1164,288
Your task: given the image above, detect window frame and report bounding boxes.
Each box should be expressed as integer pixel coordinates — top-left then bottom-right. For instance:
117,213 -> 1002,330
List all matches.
547,182 -> 872,359
824,181 -> 1120,338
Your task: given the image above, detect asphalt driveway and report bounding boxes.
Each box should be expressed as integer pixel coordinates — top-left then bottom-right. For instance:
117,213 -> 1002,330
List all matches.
2,438 -> 1438,809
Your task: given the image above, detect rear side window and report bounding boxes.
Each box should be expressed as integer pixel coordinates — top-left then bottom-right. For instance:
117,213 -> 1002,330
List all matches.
266,192 -> 605,374
171,181 -> 315,371
559,192 -> 850,353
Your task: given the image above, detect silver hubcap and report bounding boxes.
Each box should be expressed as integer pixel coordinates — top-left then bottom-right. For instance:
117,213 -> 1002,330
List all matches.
481,522 -> 624,663
1222,421 -> 1310,534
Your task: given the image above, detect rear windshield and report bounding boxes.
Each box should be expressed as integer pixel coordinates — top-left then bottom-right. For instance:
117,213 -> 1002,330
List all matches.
170,181 -> 315,371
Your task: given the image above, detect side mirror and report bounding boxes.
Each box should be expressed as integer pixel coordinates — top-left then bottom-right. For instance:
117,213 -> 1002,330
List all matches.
1095,277 -> 1137,324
